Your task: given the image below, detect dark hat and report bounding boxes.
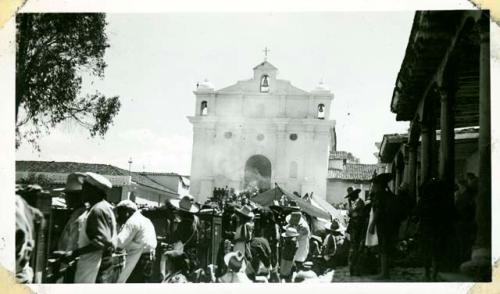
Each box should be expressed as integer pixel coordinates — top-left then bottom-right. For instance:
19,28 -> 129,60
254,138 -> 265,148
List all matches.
344,188 -> 361,199
326,220 -> 343,235
287,201 -> 301,211
235,205 -> 255,219
53,172 -> 86,193
371,173 -> 393,185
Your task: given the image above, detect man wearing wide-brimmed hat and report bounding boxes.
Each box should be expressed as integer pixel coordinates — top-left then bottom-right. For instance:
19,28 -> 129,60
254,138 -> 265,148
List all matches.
368,172 -> 396,280
169,195 -> 200,271
56,173 -> 87,253
216,251 -> 251,283
232,205 -> 255,258
322,219 -> 343,270
279,227 -> 299,281
52,173 -> 88,282
345,187 -> 364,276
169,195 -> 199,248
66,172 -> 117,283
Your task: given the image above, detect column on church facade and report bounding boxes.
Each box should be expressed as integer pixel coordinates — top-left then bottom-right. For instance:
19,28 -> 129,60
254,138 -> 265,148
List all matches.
273,122 -> 287,187
279,95 -> 286,117
300,124 -> 315,195
307,95 -> 313,119
461,15 -> 491,281
309,126 -> 330,198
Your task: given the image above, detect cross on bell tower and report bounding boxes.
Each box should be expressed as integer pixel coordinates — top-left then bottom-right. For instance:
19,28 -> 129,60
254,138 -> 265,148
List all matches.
263,46 -> 270,61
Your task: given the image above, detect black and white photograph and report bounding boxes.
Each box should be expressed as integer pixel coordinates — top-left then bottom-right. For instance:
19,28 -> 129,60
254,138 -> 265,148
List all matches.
0,0 -> 498,289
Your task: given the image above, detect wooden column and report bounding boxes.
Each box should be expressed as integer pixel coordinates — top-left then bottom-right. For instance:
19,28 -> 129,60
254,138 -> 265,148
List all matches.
420,120 -> 436,185
461,15 -> 491,281
438,86 -> 455,192
407,143 -> 418,202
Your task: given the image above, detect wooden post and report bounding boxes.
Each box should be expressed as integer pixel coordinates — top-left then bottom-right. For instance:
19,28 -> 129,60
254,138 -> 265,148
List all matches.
461,15 -> 491,281
407,143 -> 418,202
438,86 -> 455,193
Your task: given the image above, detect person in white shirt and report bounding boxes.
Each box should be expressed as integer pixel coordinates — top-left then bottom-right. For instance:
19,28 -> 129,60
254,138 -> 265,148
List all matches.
115,200 -> 157,283
285,210 -> 311,269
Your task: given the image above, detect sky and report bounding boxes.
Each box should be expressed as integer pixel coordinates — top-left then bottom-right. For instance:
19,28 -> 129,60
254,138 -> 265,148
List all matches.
16,12 -> 414,175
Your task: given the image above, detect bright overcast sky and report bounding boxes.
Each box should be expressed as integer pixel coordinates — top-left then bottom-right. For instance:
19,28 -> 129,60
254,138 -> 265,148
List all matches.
16,12 -> 415,174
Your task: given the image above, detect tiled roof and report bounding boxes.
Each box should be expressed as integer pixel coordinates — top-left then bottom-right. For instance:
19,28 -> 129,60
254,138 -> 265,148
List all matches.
16,160 -> 178,194
16,160 -> 124,175
329,151 -> 359,162
328,163 -> 387,181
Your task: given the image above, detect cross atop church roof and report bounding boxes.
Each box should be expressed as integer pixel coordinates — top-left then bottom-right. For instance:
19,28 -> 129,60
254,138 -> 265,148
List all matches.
263,46 -> 270,60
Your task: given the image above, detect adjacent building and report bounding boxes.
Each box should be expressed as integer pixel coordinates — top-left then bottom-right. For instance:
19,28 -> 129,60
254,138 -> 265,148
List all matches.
326,151 -> 387,204
388,10 -> 490,280
16,160 -> 179,207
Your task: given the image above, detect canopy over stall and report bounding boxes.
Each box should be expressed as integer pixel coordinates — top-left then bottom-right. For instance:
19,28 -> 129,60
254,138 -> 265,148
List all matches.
251,185 -> 330,220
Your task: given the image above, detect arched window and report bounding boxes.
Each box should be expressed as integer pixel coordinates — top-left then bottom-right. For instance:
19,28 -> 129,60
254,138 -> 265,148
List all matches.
289,161 -> 298,179
200,101 -> 208,116
260,75 -> 270,93
317,104 -> 325,119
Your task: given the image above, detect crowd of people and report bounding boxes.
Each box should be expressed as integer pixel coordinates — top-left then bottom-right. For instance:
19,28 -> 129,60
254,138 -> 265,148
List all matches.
15,169 -> 479,283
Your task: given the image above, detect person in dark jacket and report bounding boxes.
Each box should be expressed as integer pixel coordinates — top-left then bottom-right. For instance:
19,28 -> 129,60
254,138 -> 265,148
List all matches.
417,178 -> 455,281
345,187 -> 364,276
368,173 -> 397,280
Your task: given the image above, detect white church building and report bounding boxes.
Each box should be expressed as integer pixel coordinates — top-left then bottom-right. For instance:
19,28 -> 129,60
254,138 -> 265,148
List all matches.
188,59 -> 335,202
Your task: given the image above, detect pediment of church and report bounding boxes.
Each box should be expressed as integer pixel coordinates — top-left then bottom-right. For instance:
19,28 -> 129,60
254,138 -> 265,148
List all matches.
216,79 -> 311,96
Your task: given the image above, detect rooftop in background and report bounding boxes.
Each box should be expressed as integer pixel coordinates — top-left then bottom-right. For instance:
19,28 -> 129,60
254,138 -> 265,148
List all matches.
329,151 -> 360,163
16,160 -> 179,194
328,163 -> 387,181
138,171 -> 190,178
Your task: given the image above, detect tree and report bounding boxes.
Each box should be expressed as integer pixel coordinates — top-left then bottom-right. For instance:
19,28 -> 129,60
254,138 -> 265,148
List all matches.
18,173 -> 52,188
16,13 -> 121,150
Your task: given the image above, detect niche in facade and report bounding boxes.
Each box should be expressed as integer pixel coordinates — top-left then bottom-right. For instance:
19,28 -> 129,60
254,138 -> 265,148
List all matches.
200,101 -> 208,116
317,103 -> 325,119
260,75 -> 270,93
289,161 -> 298,179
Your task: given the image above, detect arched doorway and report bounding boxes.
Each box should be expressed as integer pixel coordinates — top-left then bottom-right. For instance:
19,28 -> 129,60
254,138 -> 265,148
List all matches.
244,155 -> 272,191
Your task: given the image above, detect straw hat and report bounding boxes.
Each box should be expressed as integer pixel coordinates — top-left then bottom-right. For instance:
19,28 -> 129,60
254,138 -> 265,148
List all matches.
224,251 -> 245,272
281,227 -> 300,238
169,195 -> 199,213
84,172 -> 112,192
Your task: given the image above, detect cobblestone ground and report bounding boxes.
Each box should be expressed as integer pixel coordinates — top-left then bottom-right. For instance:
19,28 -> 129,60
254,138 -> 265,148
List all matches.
330,266 -> 426,282
326,266 -> 471,282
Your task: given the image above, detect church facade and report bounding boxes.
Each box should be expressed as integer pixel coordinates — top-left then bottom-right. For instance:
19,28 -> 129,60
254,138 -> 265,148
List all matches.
188,60 -> 335,202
